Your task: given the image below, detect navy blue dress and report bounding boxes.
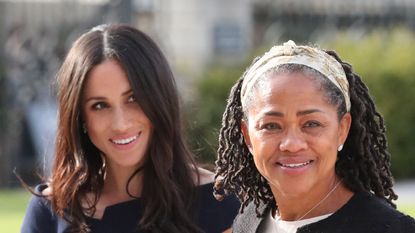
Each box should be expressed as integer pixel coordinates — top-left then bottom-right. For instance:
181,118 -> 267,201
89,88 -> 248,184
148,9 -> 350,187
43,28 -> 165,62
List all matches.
21,183 -> 240,233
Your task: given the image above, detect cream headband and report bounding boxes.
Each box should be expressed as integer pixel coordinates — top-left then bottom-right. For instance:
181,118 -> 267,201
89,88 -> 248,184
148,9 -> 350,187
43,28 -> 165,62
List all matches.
240,40 -> 351,112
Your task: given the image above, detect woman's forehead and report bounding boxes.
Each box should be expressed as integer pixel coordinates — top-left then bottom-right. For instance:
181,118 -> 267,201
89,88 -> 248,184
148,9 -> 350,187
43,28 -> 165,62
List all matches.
251,71 -> 322,100
244,72 -> 333,114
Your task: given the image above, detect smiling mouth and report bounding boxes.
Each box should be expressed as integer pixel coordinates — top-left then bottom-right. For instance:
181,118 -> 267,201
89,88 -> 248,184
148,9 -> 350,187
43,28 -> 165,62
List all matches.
277,160 -> 313,168
110,133 -> 140,145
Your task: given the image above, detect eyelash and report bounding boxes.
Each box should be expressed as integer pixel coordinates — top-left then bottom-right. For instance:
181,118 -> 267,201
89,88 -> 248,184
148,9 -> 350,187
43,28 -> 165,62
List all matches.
91,95 -> 137,111
92,102 -> 107,111
303,121 -> 322,128
260,121 -> 322,131
261,123 -> 281,130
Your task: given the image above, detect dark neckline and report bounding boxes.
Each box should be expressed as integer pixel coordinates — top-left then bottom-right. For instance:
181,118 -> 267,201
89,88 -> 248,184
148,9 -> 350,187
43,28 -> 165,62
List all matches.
86,182 -> 215,221
296,191 -> 367,231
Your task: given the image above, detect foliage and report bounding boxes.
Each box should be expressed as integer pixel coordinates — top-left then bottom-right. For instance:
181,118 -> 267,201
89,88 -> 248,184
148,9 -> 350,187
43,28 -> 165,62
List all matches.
187,28 -> 415,179
325,28 -> 415,179
186,66 -> 245,164
0,66 -> 8,162
0,65 -> 5,135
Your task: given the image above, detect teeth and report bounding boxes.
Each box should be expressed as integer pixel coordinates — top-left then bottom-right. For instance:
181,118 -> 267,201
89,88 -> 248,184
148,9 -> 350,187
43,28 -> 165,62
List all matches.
280,161 -> 311,168
112,135 -> 137,145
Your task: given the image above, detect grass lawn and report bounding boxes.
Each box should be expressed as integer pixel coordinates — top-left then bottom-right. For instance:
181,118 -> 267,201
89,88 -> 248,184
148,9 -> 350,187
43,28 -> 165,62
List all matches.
398,202 -> 415,217
0,189 -> 414,232
0,189 -> 31,233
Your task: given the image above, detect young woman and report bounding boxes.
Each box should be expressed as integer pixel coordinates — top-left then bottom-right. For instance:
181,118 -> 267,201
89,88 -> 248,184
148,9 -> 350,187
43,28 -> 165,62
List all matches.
22,24 -> 239,233
215,40 -> 415,232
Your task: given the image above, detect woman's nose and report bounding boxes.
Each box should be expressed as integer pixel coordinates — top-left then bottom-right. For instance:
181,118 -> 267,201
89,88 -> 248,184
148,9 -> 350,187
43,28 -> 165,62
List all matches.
279,129 -> 307,152
112,108 -> 132,132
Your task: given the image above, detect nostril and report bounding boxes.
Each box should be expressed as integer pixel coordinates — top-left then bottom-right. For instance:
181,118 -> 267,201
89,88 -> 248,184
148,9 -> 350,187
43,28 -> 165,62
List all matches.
279,136 -> 307,152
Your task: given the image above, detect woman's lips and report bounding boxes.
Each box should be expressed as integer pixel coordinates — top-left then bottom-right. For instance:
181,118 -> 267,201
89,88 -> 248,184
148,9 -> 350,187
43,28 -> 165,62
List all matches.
277,160 -> 313,168
110,132 -> 141,145
274,159 -> 314,175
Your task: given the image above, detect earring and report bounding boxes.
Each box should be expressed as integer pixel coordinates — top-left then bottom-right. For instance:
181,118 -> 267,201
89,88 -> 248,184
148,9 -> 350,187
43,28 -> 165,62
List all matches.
82,123 -> 87,134
337,144 -> 343,152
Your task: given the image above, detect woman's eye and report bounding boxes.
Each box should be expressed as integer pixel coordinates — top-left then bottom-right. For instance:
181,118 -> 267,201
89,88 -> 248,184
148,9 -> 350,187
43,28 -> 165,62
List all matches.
128,95 -> 136,103
92,102 -> 107,110
304,121 -> 321,128
263,123 -> 281,130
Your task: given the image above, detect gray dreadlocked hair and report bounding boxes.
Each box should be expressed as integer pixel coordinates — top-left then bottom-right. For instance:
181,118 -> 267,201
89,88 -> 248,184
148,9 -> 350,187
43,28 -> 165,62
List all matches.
214,49 -> 397,217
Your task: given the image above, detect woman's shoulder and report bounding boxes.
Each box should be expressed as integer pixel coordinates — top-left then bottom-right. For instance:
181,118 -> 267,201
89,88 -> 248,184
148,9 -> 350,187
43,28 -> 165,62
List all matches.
367,193 -> 415,232
354,192 -> 411,219
194,166 -> 240,213
315,191 -> 415,232
391,213 -> 415,233
232,200 -> 268,233
29,184 -> 52,207
21,184 -> 58,233
195,182 -> 240,212
194,174 -> 241,233
345,192 -> 415,232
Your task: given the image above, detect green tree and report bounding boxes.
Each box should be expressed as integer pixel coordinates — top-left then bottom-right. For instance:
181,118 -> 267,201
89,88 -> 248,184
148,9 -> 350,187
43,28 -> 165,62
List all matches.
326,28 -> 415,179
186,66 -> 243,163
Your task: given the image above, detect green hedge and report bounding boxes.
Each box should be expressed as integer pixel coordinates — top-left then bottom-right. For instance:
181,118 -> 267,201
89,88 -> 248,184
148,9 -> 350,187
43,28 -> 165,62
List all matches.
0,63 -> 5,148
187,28 -> 415,179
186,67 -> 244,163
326,28 -> 415,179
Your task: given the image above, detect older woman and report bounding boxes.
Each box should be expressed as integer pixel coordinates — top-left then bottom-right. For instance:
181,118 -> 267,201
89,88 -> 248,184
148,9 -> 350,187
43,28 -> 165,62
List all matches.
214,41 -> 415,232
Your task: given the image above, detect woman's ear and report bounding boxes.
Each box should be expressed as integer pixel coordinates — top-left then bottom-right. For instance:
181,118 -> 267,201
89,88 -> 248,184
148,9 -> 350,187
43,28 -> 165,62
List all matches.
338,112 -> 352,147
241,120 -> 253,153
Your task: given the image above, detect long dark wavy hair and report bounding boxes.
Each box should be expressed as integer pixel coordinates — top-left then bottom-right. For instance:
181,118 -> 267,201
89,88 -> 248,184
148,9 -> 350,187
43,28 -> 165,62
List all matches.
214,47 -> 398,217
51,24 -> 201,232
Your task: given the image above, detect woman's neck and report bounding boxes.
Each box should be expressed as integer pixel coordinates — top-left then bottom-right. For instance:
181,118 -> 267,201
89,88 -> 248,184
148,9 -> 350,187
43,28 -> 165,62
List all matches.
273,177 -> 353,221
102,163 -> 144,201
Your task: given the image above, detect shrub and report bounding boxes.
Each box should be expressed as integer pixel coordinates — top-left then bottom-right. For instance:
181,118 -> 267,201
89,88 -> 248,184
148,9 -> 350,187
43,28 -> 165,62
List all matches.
326,28 -> 415,179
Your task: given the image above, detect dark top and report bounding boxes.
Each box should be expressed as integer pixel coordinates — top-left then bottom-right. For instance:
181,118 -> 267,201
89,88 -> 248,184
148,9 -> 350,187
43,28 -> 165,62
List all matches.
21,183 -> 240,233
233,191 -> 415,233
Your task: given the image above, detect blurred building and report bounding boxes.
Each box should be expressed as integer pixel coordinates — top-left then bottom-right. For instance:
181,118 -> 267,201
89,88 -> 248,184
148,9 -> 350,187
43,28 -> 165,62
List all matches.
1,0 -> 415,187
134,0 -> 252,72
252,0 -> 415,45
